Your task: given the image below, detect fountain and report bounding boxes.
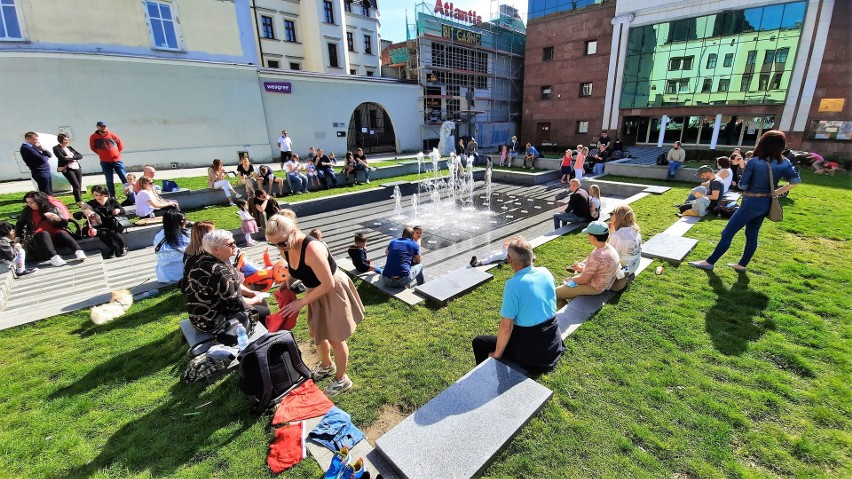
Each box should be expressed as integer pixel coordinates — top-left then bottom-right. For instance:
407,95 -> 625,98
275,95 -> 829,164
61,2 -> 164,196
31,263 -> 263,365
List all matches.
410,193 -> 419,221
392,185 -> 403,218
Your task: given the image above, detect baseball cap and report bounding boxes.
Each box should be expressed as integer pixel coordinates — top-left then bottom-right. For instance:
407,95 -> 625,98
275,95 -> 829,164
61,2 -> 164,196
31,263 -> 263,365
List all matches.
691,186 -> 707,194
696,165 -> 714,175
581,220 -> 608,235
96,121 -> 106,127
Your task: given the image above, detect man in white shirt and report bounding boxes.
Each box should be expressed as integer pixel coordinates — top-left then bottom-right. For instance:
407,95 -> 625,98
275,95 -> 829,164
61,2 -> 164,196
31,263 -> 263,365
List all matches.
277,130 -> 293,170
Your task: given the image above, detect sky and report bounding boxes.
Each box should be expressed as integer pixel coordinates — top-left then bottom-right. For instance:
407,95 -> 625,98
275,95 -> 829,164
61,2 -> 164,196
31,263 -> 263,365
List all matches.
379,0 -> 528,44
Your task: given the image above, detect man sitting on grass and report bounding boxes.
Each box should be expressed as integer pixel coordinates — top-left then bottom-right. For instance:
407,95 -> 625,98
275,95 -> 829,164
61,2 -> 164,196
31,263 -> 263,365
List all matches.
471,236 -> 564,374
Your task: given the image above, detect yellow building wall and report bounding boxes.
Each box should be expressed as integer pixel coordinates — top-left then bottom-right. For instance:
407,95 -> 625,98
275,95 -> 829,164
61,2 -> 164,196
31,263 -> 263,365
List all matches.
17,0 -> 242,55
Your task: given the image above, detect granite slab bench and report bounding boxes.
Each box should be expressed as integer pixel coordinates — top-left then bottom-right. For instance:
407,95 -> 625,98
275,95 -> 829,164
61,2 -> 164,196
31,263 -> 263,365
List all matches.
376,357 -> 553,479
178,318 -> 268,357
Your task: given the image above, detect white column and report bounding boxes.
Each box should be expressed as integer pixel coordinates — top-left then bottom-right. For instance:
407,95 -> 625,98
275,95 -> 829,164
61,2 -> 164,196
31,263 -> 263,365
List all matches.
709,114 -> 722,149
656,115 -> 668,147
602,14 -> 634,131
609,19 -> 633,130
793,0 -> 835,132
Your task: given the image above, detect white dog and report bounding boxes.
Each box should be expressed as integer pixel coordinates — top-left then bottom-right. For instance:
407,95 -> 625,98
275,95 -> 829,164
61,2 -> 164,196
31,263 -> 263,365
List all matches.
90,289 -> 134,325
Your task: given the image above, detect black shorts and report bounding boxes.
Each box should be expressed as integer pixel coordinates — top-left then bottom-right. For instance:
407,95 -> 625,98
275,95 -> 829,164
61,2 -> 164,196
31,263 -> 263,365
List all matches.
279,151 -> 292,163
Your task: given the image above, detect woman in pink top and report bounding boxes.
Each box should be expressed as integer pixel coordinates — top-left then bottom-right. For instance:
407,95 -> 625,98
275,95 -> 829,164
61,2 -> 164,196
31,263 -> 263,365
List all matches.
574,146 -> 588,181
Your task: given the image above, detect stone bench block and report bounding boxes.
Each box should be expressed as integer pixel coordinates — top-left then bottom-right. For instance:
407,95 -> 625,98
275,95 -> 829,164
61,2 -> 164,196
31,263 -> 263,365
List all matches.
415,267 -> 493,305
179,319 -> 268,356
642,233 -> 699,264
376,357 -> 552,479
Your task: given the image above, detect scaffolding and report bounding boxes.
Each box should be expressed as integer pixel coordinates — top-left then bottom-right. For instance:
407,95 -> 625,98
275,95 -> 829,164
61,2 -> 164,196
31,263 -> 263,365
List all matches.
403,1 -> 526,148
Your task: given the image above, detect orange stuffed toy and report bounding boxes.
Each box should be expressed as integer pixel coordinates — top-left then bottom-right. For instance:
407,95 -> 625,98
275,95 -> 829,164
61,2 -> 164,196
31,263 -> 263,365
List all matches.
235,248 -> 290,292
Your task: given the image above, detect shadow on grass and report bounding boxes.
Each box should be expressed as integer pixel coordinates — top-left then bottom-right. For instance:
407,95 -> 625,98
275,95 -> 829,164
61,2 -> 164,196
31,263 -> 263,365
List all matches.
49,332 -> 185,399
702,271 -> 772,356
56,381 -> 251,479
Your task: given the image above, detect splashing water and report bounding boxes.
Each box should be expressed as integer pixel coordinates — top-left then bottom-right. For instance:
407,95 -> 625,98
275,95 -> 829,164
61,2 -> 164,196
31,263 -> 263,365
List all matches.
392,185 -> 403,218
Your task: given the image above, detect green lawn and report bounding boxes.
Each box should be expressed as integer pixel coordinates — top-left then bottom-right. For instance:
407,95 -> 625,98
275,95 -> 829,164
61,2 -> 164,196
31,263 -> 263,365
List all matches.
0,171 -> 849,478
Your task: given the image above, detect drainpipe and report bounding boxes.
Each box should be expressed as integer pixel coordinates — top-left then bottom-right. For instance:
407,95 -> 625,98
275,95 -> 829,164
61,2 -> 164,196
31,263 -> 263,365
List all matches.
250,0 -> 265,67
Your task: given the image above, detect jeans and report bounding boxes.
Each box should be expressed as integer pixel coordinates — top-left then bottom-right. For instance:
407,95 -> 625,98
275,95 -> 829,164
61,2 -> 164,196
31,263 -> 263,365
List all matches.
287,173 -> 308,193
381,263 -> 424,288
706,196 -> 770,267
574,167 -> 584,181
553,211 -> 587,230
32,171 -> 52,195
354,163 -> 370,182
593,163 -> 605,176
318,167 -> 337,188
667,161 -> 683,180
101,161 -> 128,197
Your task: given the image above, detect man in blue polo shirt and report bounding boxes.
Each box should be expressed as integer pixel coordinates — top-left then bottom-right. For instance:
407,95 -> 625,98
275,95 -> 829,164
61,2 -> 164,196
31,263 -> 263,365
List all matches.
381,226 -> 424,288
471,236 -> 564,374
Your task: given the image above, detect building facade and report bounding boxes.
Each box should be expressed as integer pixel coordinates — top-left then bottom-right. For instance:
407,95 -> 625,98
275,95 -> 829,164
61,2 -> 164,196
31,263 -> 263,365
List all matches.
523,0 -> 850,156
382,2 -> 526,150
252,0 -> 382,76
0,0 -> 420,181
522,1 -> 615,148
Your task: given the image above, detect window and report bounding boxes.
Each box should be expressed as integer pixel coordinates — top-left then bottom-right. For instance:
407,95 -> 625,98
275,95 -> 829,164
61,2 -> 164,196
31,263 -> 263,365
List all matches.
284,20 -> 296,42
542,46 -> 554,62
763,50 -> 775,64
366,70 -> 375,77
746,50 -> 757,65
776,47 -> 789,63
666,80 -> 678,94
145,1 -> 181,50
723,53 -> 733,67
770,73 -> 783,89
758,73 -> 769,90
701,78 -> 712,93
718,78 -> 730,92
350,69 -> 357,75
364,35 -> 372,54
267,59 -> 279,68
668,56 -> 694,71
541,86 -> 552,100
706,54 -> 717,69
344,0 -> 351,12
678,79 -> 690,92
289,62 -> 301,70
328,43 -> 339,68
740,74 -> 752,91
362,4 -> 369,16
585,40 -> 597,55
577,121 -> 589,134
580,82 -> 593,97
347,32 -> 354,52
323,1 -> 335,24
260,15 -> 274,39
0,0 -> 23,40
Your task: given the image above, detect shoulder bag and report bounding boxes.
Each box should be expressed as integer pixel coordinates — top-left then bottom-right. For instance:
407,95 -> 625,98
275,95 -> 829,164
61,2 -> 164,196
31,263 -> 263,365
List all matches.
766,161 -> 783,222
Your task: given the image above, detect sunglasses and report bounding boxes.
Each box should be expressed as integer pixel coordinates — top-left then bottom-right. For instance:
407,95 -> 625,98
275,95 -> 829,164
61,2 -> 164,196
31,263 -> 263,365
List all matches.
267,240 -> 289,249
224,241 -> 237,248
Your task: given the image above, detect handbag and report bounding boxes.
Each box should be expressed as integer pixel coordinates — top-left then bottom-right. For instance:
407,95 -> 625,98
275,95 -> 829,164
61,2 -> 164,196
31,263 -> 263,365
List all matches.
766,162 -> 783,222
112,215 -> 133,233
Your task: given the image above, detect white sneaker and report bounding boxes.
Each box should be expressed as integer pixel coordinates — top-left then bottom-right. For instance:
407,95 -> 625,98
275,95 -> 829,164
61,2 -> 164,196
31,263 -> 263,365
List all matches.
324,375 -> 353,397
312,362 -> 337,380
234,192 -> 242,199
50,255 -> 67,267
74,250 -> 87,262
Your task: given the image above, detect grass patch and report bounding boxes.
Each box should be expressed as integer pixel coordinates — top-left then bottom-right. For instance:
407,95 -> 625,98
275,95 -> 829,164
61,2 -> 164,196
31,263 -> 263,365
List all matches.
0,171 -> 849,478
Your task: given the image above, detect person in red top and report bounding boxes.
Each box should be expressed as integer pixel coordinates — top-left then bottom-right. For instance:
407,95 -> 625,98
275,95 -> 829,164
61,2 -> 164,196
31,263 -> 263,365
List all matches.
89,121 -> 129,198
14,191 -> 86,267
560,149 -> 574,183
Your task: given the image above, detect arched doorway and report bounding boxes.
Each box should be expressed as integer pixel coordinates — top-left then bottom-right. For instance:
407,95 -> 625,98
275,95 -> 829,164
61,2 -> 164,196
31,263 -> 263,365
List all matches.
347,102 -> 397,154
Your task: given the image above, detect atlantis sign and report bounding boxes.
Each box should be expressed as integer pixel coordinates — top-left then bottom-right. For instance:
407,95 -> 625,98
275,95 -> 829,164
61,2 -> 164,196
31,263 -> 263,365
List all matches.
434,0 -> 483,25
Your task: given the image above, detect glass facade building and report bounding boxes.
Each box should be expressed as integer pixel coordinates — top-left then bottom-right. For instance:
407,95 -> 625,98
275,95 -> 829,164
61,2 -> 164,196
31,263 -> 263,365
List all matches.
528,0 -> 609,20
620,2 -> 807,110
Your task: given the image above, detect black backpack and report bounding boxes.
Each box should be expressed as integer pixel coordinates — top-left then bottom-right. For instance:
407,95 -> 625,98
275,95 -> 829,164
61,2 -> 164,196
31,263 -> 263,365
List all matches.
237,331 -> 311,413
656,153 -> 669,166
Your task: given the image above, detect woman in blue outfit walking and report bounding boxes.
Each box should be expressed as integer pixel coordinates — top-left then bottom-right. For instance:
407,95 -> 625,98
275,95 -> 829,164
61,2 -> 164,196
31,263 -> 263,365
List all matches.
689,130 -> 800,272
